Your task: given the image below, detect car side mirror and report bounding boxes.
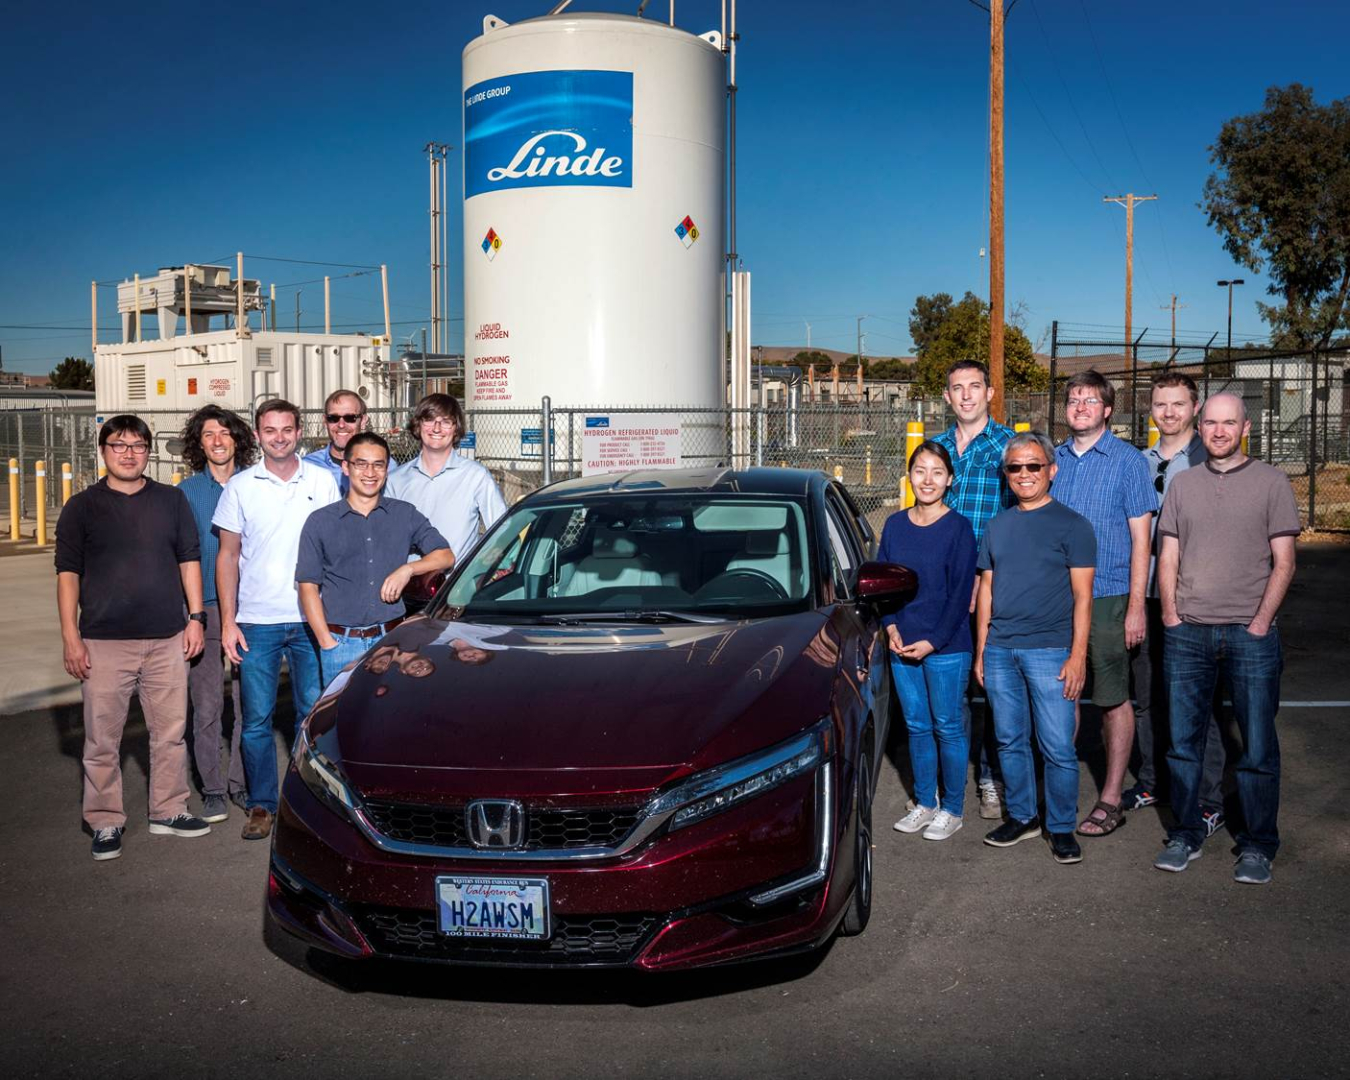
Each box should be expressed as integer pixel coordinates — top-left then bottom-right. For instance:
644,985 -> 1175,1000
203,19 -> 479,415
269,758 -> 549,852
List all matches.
402,568 -> 448,616
855,561 -> 917,609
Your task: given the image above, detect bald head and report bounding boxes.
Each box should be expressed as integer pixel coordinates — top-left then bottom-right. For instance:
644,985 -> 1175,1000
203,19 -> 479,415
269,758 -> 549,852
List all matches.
1199,391 -> 1250,462
1201,392 -> 1247,425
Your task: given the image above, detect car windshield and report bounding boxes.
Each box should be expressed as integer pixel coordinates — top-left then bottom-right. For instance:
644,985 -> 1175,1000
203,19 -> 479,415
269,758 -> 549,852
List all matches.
436,495 -> 813,621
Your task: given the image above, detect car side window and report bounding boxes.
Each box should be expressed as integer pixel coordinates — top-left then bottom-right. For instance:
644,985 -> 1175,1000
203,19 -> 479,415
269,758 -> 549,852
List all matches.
823,497 -> 861,599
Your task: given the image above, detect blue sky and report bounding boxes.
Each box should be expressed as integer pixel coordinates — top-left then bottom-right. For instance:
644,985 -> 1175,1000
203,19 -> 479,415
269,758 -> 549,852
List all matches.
3,0 -> 1347,374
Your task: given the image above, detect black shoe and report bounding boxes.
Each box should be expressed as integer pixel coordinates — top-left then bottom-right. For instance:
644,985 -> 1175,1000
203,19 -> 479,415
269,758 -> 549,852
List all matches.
984,817 -> 1042,847
1049,832 -> 1083,864
92,826 -> 123,861
147,813 -> 211,838
229,788 -> 249,811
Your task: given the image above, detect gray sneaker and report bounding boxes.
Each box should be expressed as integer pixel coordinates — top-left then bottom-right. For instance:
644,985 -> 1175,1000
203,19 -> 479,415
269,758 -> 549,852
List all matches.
1153,838 -> 1202,873
201,795 -> 230,823
1234,850 -> 1273,885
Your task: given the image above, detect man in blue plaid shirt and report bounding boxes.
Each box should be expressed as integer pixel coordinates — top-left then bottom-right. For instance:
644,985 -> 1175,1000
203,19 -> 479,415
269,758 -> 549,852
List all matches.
933,360 -> 1015,820
1053,370 -> 1156,839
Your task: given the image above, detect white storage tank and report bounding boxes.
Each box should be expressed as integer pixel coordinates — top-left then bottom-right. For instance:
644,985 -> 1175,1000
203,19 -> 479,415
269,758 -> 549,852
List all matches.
462,11 -> 725,424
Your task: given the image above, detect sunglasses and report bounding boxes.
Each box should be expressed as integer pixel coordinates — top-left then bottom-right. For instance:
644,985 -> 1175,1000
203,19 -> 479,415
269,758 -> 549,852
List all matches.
1004,462 -> 1047,474
326,413 -> 362,424
1154,457 -> 1172,494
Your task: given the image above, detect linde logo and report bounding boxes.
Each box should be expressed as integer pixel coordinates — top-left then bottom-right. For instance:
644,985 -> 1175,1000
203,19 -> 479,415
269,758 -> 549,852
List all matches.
464,69 -> 633,199
486,130 -> 625,183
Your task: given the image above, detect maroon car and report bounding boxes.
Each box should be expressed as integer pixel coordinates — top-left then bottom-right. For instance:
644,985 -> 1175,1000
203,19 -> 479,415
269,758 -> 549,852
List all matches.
268,467 -> 915,971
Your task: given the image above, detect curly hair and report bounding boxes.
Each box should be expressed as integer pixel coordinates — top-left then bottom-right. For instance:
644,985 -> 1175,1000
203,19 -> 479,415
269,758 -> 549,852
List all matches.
407,393 -> 466,448
179,405 -> 258,474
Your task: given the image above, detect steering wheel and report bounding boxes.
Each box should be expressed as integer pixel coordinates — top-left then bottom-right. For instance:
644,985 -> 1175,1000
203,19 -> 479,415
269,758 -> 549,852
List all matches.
705,568 -> 790,601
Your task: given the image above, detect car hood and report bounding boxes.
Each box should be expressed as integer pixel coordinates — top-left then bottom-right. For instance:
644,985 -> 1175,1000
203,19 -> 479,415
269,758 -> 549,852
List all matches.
321,613 -> 843,792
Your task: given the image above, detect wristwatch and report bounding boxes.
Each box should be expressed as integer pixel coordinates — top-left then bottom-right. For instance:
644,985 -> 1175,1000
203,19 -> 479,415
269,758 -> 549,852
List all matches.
188,612 -> 208,625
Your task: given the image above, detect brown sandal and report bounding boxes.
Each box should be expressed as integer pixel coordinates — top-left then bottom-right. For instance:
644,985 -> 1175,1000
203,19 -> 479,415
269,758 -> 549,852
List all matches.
1076,800 -> 1125,837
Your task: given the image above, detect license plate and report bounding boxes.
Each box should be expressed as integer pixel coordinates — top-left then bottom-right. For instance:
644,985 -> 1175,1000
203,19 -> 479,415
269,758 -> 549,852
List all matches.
435,875 -> 551,940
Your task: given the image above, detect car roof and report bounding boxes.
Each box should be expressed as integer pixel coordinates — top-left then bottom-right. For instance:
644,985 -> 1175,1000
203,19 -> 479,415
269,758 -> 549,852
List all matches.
531,467 -> 821,500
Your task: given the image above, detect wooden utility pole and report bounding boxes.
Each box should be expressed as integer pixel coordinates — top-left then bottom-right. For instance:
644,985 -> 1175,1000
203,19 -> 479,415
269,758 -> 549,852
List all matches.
989,0 -> 1006,422
1160,294 -> 1187,353
1103,194 -> 1157,375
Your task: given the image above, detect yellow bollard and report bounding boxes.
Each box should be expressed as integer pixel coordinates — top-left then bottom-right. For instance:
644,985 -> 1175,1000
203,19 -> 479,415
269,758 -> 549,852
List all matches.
97,461 -> 107,480
61,462 -> 72,504
8,459 -> 18,541
1014,422 -> 1031,433
1147,416 -> 1160,449
865,445 -> 873,486
901,421 -> 925,508
171,469 -> 183,486
1241,433 -> 1249,455
833,463 -> 843,482
34,462 -> 47,545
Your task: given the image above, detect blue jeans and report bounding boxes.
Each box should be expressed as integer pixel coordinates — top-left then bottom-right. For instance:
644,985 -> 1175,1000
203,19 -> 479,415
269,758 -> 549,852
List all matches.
892,652 -> 972,816
982,646 -> 1079,834
1165,621 -> 1282,858
320,633 -> 378,688
237,622 -> 322,814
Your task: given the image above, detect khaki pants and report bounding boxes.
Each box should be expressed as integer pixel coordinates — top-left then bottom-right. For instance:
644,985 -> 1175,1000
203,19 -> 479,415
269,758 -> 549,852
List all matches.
82,636 -> 190,829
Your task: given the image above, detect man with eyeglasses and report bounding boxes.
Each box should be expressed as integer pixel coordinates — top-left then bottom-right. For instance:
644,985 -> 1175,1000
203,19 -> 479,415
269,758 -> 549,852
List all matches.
214,399 -> 340,841
55,415 -> 211,861
304,389 -> 395,496
975,432 -> 1096,864
297,432 -> 453,686
1051,370 -> 1156,839
1124,373 -> 1226,834
386,393 -> 507,562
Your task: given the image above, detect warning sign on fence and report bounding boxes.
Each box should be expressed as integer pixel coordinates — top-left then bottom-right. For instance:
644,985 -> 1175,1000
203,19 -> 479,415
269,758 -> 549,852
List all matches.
581,414 -> 682,477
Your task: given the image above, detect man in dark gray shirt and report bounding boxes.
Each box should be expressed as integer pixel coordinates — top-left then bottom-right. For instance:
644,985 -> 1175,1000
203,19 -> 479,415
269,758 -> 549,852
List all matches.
296,432 -> 455,687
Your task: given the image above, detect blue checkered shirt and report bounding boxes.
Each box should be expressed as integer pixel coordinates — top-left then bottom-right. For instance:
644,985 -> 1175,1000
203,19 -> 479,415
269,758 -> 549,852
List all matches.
1052,430 -> 1156,598
933,421 -> 1015,547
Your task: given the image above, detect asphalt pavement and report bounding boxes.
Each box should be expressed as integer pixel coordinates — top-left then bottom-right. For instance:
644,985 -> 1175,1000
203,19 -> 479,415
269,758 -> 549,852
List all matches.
2,545 -> 1347,1079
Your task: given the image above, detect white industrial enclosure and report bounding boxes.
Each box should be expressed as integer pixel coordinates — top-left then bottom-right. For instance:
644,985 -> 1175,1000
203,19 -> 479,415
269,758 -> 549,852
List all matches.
461,12 -> 726,417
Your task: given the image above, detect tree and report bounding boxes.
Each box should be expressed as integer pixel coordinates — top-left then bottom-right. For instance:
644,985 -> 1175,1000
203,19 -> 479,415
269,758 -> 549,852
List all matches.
1203,84 -> 1350,350
49,357 -> 94,391
908,292 -> 1048,395
908,292 -> 954,355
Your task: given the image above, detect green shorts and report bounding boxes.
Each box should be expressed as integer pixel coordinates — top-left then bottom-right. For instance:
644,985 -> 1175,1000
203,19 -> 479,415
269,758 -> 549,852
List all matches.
1087,594 -> 1131,708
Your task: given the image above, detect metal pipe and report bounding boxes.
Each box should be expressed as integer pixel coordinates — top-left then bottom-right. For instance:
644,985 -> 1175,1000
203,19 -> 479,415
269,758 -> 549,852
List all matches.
324,275 -> 331,335
185,265 -> 193,334
541,396 -> 553,486
8,459 -> 18,541
381,264 -> 391,345
90,281 -> 97,356
270,282 -> 276,332
134,273 -> 142,342
236,252 -> 245,335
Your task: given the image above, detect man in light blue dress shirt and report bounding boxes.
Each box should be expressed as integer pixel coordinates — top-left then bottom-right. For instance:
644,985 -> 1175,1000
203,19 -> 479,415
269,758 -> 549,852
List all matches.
385,393 -> 508,562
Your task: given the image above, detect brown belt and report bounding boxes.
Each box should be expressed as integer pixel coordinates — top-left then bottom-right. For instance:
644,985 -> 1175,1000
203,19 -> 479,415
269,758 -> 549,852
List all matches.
327,618 -> 404,640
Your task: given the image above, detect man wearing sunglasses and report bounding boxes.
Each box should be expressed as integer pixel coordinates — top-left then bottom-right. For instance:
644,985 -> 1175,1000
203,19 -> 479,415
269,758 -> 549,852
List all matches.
1124,373 -> 1225,833
297,432 -> 453,687
55,415 -> 210,861
305,389 -> 396,496
1052,370 -> 1156,839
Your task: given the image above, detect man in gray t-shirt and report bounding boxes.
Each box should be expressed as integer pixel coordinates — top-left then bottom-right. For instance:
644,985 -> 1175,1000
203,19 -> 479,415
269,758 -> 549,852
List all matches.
1124,373 -> 1226,831
1152,393 -> 1299,886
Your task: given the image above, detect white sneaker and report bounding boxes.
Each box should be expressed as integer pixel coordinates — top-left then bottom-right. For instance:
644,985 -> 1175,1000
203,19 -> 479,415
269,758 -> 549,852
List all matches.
894,805 -> 938,833
978,782 -> 1005,820
922,810 -> 963,841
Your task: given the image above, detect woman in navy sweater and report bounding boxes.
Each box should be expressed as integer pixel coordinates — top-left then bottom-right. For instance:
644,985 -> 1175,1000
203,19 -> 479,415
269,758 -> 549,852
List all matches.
882,440 -> 979,841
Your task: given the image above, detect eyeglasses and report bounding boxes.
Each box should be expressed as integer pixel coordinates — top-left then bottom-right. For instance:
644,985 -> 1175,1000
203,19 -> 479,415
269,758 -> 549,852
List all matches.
1004,462 -> 1047,474
347,460 -> 388,473
423,418 -> 455,431
326,413 -> 362,424
106,442 -> 149,455
1154,457 -> 1172,494
1067,397 -> 1102,410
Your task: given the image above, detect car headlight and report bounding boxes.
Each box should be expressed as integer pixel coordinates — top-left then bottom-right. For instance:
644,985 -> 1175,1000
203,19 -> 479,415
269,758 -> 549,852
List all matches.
294,721 -> 358,816
653,719 -> 831,832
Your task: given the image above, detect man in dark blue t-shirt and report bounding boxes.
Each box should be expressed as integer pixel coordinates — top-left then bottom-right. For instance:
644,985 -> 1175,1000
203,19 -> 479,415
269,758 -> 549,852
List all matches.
975,431 -> 1096,864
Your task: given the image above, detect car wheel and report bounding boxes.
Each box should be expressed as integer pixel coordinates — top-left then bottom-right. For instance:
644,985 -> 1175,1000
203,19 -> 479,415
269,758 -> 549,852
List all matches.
839,748 -> 873,936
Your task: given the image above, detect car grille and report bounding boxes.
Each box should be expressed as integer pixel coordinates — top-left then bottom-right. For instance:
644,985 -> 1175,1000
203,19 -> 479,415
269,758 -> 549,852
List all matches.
351,907 -> 659,966
360,799 -> 644,852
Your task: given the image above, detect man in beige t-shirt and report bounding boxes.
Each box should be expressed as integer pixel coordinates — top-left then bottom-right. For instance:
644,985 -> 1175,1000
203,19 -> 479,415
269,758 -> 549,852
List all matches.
1152,393 -> 1299,885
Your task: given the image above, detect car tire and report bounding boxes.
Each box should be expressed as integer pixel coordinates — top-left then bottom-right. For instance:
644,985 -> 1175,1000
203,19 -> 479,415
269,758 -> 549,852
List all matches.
839,748 -> 873,936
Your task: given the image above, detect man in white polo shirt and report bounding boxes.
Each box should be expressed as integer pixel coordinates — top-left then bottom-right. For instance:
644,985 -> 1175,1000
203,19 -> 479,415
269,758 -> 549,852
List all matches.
214,399 -> 339,841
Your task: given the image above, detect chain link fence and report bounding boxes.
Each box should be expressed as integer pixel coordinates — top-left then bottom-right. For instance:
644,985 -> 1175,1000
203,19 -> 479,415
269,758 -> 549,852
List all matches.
3,352 -> 1347,531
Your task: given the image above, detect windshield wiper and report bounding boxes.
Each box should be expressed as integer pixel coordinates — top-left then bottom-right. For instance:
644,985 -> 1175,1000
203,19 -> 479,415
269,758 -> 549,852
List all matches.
535,610 -> 729,626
